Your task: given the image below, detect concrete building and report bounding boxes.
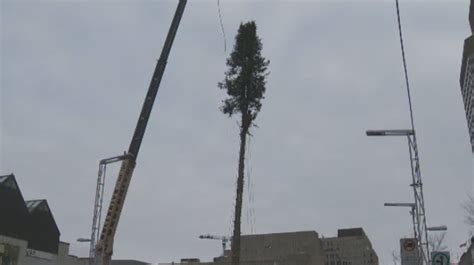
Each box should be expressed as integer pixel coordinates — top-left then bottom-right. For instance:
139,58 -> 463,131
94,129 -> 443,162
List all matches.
0,173 -> 87,265
215,231 -> 327,265
0,235 -> 87,265
162,229 -> 378,265
460,0 -> 474,152
321,228 -> 378,265
0,173 -> 150,265
161,231 -> 327,265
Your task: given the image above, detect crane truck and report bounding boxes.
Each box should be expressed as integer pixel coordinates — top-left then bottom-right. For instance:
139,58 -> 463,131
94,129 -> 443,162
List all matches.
94,1 -> 187,264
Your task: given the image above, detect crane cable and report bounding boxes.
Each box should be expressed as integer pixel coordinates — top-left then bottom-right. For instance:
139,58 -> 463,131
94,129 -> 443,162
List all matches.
395,0 -> 416,133
246,136 -> 256,234
217,0 -> 227,53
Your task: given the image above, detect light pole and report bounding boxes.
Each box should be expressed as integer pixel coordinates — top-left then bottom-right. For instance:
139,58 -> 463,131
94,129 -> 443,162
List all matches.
426,226 -> 448,254
368,0 -> 432,263
426,226 -> 447,232
384,203 -> 416,207
368,129 -> 430,265
366,130 -> 414,136
384,202 -> 417,240
77,238 -> 93,265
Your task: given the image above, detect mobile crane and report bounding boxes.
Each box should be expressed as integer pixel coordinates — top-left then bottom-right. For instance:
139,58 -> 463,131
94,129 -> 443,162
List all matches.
94,1 -> 187,264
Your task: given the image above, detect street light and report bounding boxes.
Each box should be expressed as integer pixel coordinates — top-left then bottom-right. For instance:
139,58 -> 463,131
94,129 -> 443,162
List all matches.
369,127 -> 431,265
384,202 -> 417,241
426,226 -> 447,232
77,238 -> 93,265
366,129 -> 414,136
384,202 -> 415,208
426,226 -> 448,254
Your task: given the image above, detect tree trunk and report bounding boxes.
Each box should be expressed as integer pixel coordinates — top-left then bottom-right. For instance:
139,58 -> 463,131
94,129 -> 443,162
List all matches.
231,113 -> 250,265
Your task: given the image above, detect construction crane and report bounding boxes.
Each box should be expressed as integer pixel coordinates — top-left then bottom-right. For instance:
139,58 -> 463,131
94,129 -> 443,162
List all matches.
93,1 -> 187,264
199,234 -> 231,256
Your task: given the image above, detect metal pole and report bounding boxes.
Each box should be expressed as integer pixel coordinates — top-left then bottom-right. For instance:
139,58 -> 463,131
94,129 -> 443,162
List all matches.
409,206 -> 417,243
393,1 -> 431,261
407,137 -> 424,264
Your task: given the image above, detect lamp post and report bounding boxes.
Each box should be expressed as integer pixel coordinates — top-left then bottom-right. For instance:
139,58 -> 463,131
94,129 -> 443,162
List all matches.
426,226 -> 448,254
366,129 -> 414,136
426,226 -> 447,232
77,238 -> 93,265
384,203 -> 416,207
384,202 -> 418,251
368,129 -> 430,265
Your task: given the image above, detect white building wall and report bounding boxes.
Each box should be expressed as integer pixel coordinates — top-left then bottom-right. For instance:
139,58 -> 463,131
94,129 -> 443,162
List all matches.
0,235 -> 87,265
0,235 -> 28,265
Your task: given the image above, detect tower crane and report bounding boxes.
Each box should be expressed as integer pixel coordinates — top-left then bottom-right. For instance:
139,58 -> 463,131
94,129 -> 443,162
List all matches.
93,1 -> 187,264
199,234 -> 231,256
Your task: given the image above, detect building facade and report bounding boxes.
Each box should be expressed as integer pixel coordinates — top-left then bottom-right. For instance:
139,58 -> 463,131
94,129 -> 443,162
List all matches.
216,231 -> 328,265
460,0 -> 474,152
0,235 -> 87,265
162,229 -> 378,265
0,173 -> 151,265
0,173 -> 87,265
161,231 -> 327,265
321,228 -> 378,265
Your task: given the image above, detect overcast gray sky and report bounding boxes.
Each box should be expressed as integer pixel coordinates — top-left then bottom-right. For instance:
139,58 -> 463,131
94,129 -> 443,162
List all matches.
1,0 -> 473,264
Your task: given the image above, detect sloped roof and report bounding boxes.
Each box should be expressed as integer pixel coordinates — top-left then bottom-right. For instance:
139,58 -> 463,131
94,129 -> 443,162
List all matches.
0,174 -> 60,254
0,174 -> 10,182
25,199 -> 51,213
25,198 -> 60,234
0,174 -> 20,191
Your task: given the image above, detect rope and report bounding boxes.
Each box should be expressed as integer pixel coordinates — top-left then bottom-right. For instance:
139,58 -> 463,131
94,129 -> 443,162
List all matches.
217,0 -> 227,53
246,136 -> 256,234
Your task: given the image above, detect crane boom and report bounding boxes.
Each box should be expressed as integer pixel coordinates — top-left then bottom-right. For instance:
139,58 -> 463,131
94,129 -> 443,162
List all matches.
128,0 -> 187,159
95,1 -> 187,264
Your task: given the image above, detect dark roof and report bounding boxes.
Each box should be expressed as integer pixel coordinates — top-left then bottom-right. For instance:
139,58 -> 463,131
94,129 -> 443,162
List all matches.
0,174 -> 20,191
0,174 -> 30,241
0,174 -> 60,254
26,199 -> 51,213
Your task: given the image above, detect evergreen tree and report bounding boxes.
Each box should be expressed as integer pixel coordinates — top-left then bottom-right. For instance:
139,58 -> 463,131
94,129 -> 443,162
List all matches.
218,21 -> 269,265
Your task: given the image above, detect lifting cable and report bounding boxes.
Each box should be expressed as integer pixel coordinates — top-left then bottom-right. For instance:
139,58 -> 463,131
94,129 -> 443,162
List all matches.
246,136 -> 256,234
217,0 -> 227,53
